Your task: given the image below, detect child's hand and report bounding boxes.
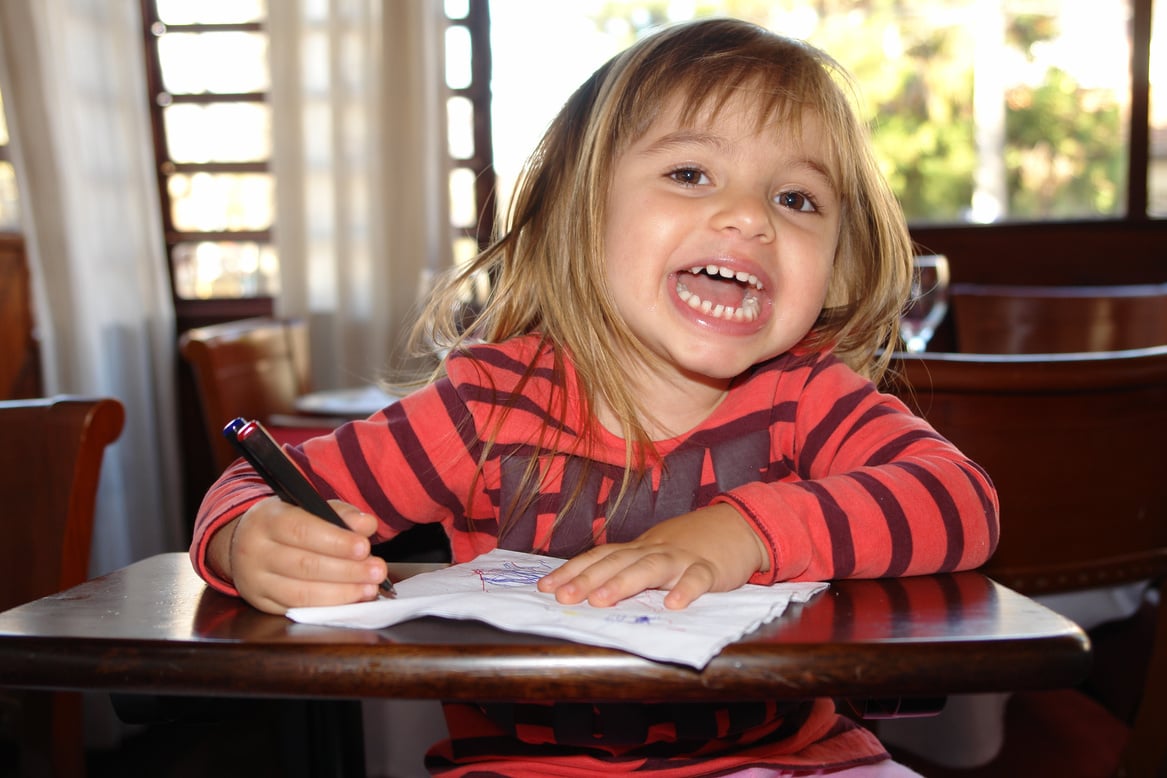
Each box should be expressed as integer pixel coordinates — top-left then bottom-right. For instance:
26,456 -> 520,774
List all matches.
208,496 -> 389,615
536,503 -> 769,609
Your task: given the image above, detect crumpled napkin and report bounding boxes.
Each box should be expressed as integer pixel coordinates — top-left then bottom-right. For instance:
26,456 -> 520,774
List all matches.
286,548 -> 827,669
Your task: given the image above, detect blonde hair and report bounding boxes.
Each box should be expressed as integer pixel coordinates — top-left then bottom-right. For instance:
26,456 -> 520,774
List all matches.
412,18 -> 912,506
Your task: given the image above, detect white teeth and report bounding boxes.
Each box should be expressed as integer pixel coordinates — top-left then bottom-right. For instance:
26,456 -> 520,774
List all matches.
675,276 -> 761,322
685,263 -> 763,290
675,264 -> 764,322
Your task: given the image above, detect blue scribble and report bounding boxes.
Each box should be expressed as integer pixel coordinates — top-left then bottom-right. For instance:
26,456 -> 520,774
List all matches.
473,560 -> 555,589
604,613 -> 660,625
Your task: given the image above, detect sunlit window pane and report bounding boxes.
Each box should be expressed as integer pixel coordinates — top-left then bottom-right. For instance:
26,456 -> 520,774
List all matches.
1150,0 -> 1167,217
157,32 -> 269,94
446,0 -> 471,21
489,0 -> 1134,225
449,167 -> 478,229
168,173 -> 273,232
446,25 -> 473,90
0,162 -> 21,231
171,240 -> 279,300
447,96 -> 475,160
164,103 -> 271,163
155,0 -> 266,25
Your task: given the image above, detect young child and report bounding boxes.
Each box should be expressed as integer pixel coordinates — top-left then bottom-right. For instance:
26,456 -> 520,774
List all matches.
191,18 -> 998,777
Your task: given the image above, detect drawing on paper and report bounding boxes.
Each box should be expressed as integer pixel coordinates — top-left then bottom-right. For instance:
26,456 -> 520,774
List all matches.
472,559 -> 556,591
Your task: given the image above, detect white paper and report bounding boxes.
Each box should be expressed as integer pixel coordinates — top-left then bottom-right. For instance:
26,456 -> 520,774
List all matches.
286,549 -> 828,669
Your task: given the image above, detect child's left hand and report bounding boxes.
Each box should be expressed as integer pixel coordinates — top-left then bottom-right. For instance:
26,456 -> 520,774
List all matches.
536,503 -> 769,609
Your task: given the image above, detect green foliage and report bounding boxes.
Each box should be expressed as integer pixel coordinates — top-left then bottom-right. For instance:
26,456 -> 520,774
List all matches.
583,1 -> 1125,223
1005,68 -> 1125,218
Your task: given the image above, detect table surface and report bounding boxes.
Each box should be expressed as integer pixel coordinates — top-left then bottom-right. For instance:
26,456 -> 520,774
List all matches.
292,385 -> 401,419
0,553 -> 1090,703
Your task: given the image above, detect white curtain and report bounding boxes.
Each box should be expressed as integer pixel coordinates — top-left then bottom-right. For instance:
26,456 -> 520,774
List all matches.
0,0 -> 451,756
0,3 -> 183,569
0,0 -> 184,748
269,0 -> 452,390
267,6 -> 455,773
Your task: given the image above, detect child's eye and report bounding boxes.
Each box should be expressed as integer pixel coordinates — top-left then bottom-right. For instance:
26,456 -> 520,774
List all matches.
774,190 -> 818,213
667,167 -> 709,186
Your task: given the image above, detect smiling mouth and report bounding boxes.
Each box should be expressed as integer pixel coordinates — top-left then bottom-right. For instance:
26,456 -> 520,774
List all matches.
675,264 -> 764,322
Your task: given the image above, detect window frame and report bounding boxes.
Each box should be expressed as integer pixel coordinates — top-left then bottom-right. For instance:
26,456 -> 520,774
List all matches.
448,0 -> 497,252
139,0 -> 274,323
865,0 -> 1164,286
143,0 -> 1166,326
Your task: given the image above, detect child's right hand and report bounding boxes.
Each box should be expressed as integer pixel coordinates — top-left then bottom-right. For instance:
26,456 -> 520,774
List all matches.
207,496 -> 389,615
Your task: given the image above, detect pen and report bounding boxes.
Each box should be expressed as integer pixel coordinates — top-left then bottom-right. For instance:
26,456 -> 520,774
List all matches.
222,417 -> 396,598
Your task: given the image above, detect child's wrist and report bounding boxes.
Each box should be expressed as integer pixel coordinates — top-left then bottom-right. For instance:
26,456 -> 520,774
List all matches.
207,517 -> 240,585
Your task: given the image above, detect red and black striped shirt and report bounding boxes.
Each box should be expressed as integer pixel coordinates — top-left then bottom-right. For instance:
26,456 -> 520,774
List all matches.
191,335 -> 998,774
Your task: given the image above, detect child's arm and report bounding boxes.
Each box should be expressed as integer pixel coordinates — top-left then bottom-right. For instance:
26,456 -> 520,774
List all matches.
542,355 -> 998,607
203,495 -> 388,615
715,357 -> 999,585
190,381 -> 475,606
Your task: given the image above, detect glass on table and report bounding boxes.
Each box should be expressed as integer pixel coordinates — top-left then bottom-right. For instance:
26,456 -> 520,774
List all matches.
900,254 -> 951,353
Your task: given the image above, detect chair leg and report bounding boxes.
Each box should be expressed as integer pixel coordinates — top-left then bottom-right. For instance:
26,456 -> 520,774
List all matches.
6,690 -> 85,778
1118,587 -> 1167,778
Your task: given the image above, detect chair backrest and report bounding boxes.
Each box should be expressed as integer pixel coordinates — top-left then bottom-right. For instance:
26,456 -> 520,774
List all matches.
950,282 -> 1167,354
888,346 -> 1167,594
0,396 -> 125,610
0,396 -> 123,778
179,317 -> 311,472
888,346 -> 1167,775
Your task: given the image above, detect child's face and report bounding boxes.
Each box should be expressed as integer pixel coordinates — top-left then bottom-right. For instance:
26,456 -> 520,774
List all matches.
603,92 -> 840,387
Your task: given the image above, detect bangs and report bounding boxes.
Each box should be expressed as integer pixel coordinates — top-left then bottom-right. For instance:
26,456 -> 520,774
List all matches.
605,27 -> 854,194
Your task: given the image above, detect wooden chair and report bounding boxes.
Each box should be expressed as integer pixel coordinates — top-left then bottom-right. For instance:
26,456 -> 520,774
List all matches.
179,317 -> 312,473
0,396 -> 125,777
950,282 -> 1167,354
887,347 -> 1167,777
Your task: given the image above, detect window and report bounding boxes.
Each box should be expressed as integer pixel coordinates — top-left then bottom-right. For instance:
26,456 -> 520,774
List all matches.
487,0 -> 1161,228
143,0 -> 1162,309
1150,0 -> 1166,216
142,0 -> 277,304
144,0 -> 493,307
446,0 -> 497,265
0,89 -> 20,231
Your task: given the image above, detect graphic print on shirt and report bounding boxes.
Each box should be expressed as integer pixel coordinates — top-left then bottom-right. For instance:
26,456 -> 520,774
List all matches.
496,428 -> 775,555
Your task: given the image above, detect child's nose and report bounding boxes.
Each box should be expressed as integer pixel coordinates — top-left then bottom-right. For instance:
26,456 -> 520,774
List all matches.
711,190 -> 775,242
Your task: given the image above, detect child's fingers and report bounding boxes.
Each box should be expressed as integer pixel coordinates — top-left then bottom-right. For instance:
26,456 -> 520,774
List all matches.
243,577 -> 382,615
661,565 -> 717,609
536,545 -> 616,592
587,552 -> 716,608
248,498 -> 372,561
234,542 -> 386,614
541,546 -> 713,608
330,500 -> 380,537
230,497 -> 388,613
266,542 -> 387,587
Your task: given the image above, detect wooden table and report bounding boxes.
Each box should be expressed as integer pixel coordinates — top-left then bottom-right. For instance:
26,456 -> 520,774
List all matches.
0,553 -> 1090,704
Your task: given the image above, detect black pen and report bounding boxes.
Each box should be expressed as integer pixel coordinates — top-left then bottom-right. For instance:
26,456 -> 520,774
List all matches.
222,417 -> 396,598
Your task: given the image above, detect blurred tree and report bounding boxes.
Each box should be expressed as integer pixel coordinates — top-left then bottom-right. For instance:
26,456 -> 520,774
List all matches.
584,0 -> 1126,223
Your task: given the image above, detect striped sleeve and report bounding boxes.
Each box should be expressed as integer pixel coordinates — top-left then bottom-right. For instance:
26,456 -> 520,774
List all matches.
189,338 -> 563,593
716,356 -> 999,584
189,374 -> 496,594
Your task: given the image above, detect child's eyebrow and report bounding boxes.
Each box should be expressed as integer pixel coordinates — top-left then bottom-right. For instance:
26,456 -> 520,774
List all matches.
639,129 -> 728,155
640,130 -> 838,194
